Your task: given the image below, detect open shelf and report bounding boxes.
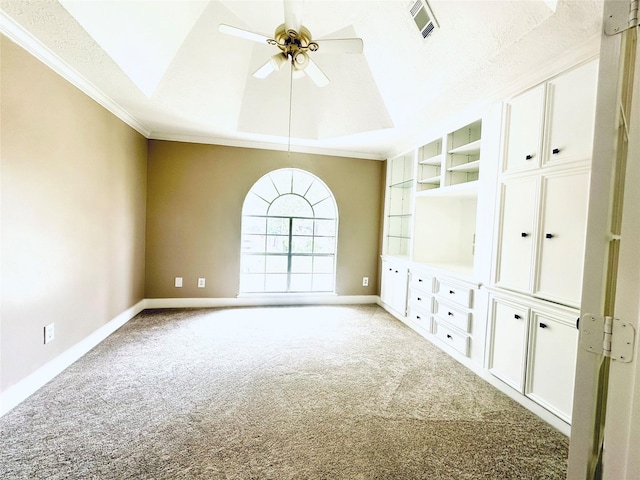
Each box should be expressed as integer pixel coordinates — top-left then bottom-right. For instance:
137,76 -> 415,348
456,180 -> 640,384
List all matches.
418,176 -> 441,185
448,139 -> 482,155
419,154 -> 443,166
447,160 -> 481,173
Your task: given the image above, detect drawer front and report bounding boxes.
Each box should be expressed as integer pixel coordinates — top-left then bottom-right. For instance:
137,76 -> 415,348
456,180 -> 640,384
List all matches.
434,300 -> 471,333
436,280 -> 473,308
410,272 -> 435,293
408,289 -> 433,310
434,321 -> 470,356
407,307 -> 433,333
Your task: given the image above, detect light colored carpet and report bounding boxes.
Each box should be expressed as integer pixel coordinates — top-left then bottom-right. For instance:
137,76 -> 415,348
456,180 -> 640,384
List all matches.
0,305 -> 568,479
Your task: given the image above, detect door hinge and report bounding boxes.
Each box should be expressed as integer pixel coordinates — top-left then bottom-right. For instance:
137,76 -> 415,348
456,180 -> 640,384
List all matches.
580,314 -> 636,362
604,0 -> 640,36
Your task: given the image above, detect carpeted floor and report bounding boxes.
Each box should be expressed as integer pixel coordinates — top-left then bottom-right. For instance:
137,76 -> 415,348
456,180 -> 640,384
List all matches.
0,305 -> 569,479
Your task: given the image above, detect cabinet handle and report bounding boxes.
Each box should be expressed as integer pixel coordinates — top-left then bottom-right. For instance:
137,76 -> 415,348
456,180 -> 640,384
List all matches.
545,233 -> 554,239
514,314 -> 521,319
449,290 -> 455,295
446,334 -> 453,339
418,278 -> 423,282
394,270 -> 398,273
552,148 -> 560,155
539,322 -> 548,329
521,232 -> 529,237
417,297 -> 422,301
448,312 -> 454,317
416,315 -> 421,320
525,154 -> 533,160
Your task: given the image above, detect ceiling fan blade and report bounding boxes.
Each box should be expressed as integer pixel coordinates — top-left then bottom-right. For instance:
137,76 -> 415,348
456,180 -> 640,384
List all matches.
218,24 -> 271,44
283,0 -> 303,31
304,58 -> 330,88
315,38 -> 364,55
253,54 -> 289,79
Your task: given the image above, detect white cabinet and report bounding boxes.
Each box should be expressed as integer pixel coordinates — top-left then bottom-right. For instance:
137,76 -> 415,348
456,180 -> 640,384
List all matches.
496,166 -> 590,308
535,168 -> 591,305
487,291 -> 579,424
380,258 -> 409,317
487,296 -> 529,391
502,60 -> 598,174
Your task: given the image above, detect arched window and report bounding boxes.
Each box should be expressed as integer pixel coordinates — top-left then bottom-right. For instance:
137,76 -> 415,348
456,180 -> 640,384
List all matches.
240,168 -> 338,293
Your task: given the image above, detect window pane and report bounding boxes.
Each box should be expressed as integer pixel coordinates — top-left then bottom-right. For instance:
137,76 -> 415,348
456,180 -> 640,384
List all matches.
243,193 -> 269,216
242,234 -> 265,253
291,255 -> 312,273
313,256 -> 334,274
266,255 -> 288,273
266,235 -> 289,253
291,236 -> 313,253
314,219 -> 336,236
241,255 -> 265,273
243,216 -> 266,235
269,194 -> 312,217
251,178 -> 279,203
292,170 -> 313,196
265,274 -> 288,292
267,217 -> 289,235
269,169 -> 293,195
240,274 -> 265,292
293,218 -> 314,235
290,274 -> 312,292
312,274 -> 334,292
305,181 -> 330,205
313,237 -> 335,254
313,197 -> 336,219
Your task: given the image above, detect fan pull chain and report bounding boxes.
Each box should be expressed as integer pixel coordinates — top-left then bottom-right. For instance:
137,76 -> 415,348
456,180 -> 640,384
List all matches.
288,54 -> 293,156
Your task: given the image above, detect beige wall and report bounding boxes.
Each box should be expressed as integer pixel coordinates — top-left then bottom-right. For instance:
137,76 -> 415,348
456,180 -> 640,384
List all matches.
0,38 -> 148,391
146,141 -> 384,298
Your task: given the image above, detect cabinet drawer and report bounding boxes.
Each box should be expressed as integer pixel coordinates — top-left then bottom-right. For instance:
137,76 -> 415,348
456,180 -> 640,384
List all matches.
436,280 -> 473,308
434,321 -> 469,356
408,289 -> 433,310
407,307 -> 433,333
410,272 -> 435,293
434,300 -> 471,333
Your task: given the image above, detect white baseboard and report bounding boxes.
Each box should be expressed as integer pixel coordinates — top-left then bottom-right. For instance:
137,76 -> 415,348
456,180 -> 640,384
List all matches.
145,295 -> 379,309
0,299 -> 147,417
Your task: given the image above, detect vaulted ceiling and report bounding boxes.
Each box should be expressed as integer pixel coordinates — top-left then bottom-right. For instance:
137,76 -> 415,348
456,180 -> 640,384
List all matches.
0,0 -> 604,159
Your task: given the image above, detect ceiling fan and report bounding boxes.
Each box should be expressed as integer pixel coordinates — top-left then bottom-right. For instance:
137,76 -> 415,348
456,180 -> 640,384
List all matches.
218,1 -> 364,87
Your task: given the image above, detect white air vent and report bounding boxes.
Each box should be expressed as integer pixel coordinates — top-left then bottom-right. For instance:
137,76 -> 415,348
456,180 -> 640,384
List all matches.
409,0 -> 439,39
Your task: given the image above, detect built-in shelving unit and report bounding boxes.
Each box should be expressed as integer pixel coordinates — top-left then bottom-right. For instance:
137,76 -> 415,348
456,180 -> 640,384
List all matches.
384,152 -> 414,258
445,120 -> 482,187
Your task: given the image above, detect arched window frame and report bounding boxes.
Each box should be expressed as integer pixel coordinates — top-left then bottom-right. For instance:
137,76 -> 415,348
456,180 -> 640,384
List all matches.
239,168 -> 338,294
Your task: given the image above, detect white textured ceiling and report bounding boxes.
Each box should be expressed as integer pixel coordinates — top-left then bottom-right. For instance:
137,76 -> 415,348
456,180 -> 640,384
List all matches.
0,0 -> 604,159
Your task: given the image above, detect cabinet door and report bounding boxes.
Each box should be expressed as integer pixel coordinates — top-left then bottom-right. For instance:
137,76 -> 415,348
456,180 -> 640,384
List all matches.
526,312 -> 578,423
535,169 -> 590,307
496,177 -> 538,292
488,297 -> 529,392
503,84 -> 545,173
381,262 -> 408,316
544,60 -> 598,167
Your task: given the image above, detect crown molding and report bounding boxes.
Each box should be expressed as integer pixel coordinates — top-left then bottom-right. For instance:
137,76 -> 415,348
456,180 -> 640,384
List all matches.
0,11 -> 152,138
148,131 -> 386,161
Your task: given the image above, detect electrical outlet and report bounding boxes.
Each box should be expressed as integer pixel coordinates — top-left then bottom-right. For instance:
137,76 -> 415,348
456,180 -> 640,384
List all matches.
44,323 -> 55,344
175,277 -> 183,288
197,278 -> 206,288
362,277 -> 369,287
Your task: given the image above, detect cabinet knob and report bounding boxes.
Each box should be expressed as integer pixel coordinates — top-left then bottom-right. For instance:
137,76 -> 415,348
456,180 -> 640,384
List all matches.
446,334 -> 453,340
521,232 -> 529,237
552,148 -> 560,155
449,290 -> 455,295
545,233 -> 554,239
418,279 -> 423,282
514,314 -> 521,319
525,154 -> 533,160
539,322 -> 548,329
448,312 -> 454,316
417,297 -> 422,301
416,315 -> 421,320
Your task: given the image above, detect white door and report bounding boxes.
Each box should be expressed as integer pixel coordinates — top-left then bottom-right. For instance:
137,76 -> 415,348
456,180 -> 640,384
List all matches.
503,84 -> 545,173
544,60 -> 599,167
496,177 -> 537,292
526,311 -> 578,424
488,296 -> 529,392
535,168 -> 590,307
